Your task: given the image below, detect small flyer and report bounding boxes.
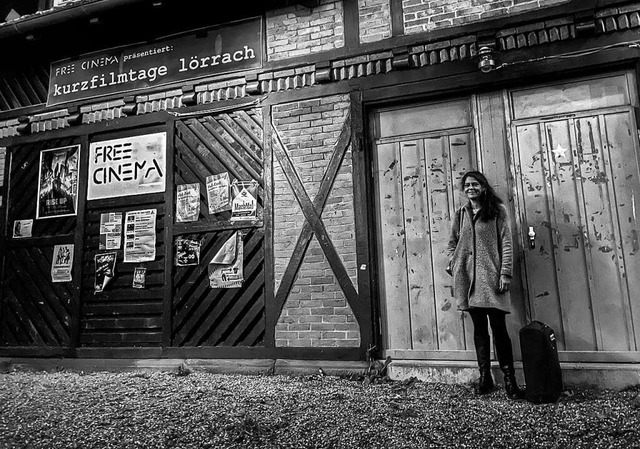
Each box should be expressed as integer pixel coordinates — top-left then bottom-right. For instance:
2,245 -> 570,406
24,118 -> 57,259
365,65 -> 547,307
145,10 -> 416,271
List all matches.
206,172 -> 231,214
176,183 -> 200,222
175,237 -> 201,266
208,232 -> 244,288
13,219 -> 33,238
51,244 -> 74,283
99,212 -> 123,250
132,267 -> 146,289
124,209 -> 157,263
94,252 -> 117,293
230,180 -> 258,222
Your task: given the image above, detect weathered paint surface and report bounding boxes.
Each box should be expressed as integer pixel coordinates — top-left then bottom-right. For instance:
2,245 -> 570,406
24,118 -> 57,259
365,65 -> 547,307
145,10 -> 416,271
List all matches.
514,108 -> 640,351
374,103 -> 475,352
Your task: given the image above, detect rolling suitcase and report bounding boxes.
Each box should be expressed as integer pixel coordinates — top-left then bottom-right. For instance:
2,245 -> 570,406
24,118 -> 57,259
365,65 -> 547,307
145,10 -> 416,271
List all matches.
519,321 -> 563,404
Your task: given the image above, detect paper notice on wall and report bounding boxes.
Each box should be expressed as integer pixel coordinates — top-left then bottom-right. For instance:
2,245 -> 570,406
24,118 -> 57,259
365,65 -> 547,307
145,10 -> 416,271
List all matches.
51,244 -> 74,283
132,267 -> 146,289
176,183 -> 200,222
124,209 -> 157,263
94,252 -> 116,293
175,237 -> 200,266
230,180 -> 258,222
208,232 -> 243,288
13,219 -> 33,239
99,212 -> 123,250
206,172 -> 231,214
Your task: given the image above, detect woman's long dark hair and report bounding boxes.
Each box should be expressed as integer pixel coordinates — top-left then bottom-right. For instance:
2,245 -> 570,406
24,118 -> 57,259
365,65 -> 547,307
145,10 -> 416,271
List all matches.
461,170 -> 503,221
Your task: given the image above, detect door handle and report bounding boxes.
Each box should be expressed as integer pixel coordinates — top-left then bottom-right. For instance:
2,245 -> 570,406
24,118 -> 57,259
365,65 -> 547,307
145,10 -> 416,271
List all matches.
528,226 -> 536,249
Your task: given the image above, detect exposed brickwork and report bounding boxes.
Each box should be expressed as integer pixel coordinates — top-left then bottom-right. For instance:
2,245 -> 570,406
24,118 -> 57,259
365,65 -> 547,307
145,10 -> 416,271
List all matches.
272,94 -> 360,348
403,0 -> 571,34
266,0 -> 345,61
359,0 -> 392,43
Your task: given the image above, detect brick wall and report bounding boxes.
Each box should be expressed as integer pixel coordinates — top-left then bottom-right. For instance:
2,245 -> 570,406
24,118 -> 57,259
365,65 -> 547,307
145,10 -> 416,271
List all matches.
359,0 -> 392,43
272,94 -> 360,348
403,0 -> 571,34
266,0 -> 345,61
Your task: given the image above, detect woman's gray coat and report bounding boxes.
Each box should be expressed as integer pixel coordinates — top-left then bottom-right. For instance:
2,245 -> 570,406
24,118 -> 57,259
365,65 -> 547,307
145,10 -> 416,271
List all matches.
447,203 -> 513,313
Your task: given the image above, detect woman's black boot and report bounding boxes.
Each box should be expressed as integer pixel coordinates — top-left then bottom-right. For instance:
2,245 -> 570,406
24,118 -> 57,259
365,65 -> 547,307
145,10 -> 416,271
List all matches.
474,336 -> 494,395
501,365 -> 525,400
475,366 -> 494,395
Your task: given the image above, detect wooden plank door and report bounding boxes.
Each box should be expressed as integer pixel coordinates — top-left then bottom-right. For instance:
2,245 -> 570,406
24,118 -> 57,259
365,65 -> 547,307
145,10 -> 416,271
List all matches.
512,108 -> 640,353
373,125 -> 476,356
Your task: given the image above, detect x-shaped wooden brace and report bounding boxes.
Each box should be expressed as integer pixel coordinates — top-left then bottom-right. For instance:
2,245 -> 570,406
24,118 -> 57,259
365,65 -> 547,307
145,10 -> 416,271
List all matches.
271,111 -> 367,325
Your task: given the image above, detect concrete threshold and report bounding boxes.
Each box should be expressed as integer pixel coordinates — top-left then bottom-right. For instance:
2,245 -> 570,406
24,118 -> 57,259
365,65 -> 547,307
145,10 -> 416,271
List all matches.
2,357 -> 639,390
388,359 -> 640,391
0,357 -> 369,377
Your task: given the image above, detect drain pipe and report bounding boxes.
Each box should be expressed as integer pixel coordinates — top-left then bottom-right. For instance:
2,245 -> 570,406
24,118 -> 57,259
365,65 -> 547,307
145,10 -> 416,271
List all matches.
0,0 -> 151,39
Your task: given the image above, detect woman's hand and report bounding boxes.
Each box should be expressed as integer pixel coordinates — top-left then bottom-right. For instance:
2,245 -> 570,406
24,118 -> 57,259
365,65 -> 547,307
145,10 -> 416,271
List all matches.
499,275 -> 511,293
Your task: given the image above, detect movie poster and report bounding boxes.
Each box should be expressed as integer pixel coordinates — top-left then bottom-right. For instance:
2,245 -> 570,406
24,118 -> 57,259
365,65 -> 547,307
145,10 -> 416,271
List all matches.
132,267 -> 146,289
206,172 -> 231,214
99,212 -> 123,250
208,232 -> 243,288
51,244 -> 74,282
175,237 -> 201,266
94,252 -> 116,293
230,180 -> 258,222
37,145 -> 80,219
124,209 -> 157,263
176,183 -> 200,222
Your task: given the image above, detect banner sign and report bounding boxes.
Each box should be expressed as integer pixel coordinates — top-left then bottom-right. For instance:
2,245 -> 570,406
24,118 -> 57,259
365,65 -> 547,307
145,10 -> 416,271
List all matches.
88,132 -> 166,200
37,145 -> 80,219
47,17 -> 262,106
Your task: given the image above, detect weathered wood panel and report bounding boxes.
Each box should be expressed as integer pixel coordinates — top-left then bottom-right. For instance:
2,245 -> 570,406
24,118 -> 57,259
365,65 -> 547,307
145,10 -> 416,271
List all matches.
603,111 -> 640,351
374,141 -> 411,350
172,110 -> 265,347
514,108 -> 640,352
80,198 -> 166,347
6,138 -> 79,239
401,139 -> 436,350
1,245 -> 74,347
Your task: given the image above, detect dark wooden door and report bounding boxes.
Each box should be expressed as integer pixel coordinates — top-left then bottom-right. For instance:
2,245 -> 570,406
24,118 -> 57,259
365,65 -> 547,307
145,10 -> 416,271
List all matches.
172,109 -> 265,347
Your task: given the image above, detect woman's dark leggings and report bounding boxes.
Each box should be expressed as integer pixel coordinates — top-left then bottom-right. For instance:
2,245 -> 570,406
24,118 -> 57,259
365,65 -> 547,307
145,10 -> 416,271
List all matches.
468,307 -> 514,369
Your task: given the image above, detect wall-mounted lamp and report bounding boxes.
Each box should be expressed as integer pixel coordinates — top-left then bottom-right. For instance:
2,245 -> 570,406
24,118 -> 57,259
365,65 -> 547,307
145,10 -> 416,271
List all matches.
477,46 -> 496,73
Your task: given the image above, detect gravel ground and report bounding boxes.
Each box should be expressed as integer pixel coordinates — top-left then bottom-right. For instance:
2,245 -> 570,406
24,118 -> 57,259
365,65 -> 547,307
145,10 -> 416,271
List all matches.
1,371 -> 639,449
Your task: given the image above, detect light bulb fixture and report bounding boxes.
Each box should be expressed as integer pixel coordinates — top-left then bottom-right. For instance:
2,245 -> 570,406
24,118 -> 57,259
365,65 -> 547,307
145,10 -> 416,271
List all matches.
478,46 -> 496,73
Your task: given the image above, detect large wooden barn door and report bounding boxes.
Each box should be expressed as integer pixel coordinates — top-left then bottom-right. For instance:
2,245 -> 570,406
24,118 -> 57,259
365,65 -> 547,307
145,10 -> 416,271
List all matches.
1,138 -> 82,354
372,99 -> 478,358
172,109 -> 265,347
511,73 -> 640,356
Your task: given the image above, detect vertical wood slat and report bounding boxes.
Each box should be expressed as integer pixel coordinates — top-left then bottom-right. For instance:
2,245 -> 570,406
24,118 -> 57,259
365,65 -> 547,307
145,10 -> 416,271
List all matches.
263,105 -> 276,348
579,114 -> 634,350
544,120 -> 595,351
513,122 -> 567,348
401,140 -> 437,350
350,91 -> 372,356
604,111 -> 640,351
163,119 -> 176,347
70,135 -> 89,348
375,141 -> 411,349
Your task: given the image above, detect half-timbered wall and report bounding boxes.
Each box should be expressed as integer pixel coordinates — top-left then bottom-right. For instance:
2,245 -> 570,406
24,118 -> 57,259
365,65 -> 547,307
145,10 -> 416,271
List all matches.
272,94 -> 361,348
